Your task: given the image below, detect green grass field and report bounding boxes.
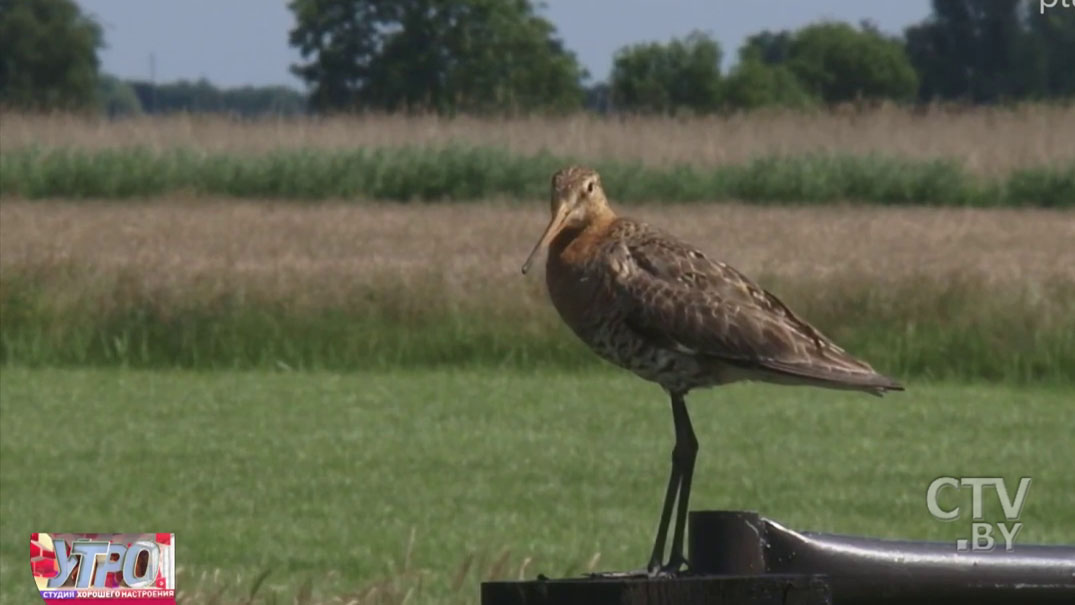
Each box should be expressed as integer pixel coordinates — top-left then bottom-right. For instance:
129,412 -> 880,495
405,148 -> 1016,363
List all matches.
1,368 -> 1072,604
2,146 -> 1073,206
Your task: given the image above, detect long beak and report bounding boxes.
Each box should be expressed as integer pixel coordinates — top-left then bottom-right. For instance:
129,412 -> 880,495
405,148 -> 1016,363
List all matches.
521,205 -> 569,275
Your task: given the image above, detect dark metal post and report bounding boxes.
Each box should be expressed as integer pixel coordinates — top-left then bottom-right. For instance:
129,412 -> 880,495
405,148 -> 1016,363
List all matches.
482,510 -> 1073,605
689,510 -> 1075,604
482,574 -> 831,605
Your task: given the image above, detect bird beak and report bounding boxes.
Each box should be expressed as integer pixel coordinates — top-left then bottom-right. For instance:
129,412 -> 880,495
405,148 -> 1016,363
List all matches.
522,204 -> 569,275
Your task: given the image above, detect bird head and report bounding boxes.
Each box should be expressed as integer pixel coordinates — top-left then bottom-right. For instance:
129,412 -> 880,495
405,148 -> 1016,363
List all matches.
522,166 -> 610,274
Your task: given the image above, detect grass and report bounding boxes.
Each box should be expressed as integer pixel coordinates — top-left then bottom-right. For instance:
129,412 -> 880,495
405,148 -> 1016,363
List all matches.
2,146 -> 1073,205
2,201 -> 1073,381
3,286 -> 1073,382
1,368 -> 1072,604
3,105 -> 1074,176
3,107 -> 1072,605
3,105 -> 1073,206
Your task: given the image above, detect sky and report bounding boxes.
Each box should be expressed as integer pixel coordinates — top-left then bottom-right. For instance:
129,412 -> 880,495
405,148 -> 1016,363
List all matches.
76,0 -> 932,89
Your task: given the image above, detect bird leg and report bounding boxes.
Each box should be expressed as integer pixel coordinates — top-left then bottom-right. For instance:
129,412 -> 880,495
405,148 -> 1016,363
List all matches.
646,445 -> 682,575
645,391 -> 697,577
664,392 -> 697,574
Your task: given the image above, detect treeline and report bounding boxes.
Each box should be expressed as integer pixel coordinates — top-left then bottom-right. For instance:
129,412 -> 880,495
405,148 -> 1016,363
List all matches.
0,0 -> 306,117
2,0 -> 1074,116
98,76 -> 307,117
290,0 -> 1075,113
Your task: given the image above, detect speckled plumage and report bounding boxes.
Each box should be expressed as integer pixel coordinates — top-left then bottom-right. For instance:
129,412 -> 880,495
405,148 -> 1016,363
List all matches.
521,165 -> 902,577
538,166 -> 902,397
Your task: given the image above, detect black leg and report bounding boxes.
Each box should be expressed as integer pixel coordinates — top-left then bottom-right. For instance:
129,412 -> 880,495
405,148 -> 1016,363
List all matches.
665,391 -> 697,573
647,445 -> 682,574
595,391 -> 698,580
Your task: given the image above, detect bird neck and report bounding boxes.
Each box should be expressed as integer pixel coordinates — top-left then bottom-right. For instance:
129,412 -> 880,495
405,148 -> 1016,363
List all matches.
548,210 -> 616,268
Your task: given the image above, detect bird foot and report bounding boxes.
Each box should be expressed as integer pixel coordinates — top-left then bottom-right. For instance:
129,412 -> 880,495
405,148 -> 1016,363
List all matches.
648,555 -> 692,578
586,556 -> 692,580
588,567 -> 650,579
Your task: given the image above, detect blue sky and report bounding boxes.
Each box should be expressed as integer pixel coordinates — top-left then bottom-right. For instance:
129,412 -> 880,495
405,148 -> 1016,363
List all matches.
76,0 -> 932,89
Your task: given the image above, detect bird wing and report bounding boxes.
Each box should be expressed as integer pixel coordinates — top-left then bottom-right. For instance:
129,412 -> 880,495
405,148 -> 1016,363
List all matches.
600,219 -> 901,391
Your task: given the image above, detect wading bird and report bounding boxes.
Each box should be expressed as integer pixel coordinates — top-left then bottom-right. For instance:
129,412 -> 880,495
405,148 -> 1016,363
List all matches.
521,166 -> 902,577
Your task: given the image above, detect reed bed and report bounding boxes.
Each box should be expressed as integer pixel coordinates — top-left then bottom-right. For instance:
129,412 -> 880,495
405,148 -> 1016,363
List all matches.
2,200 -> 1072,381
4,105 -> 1074,175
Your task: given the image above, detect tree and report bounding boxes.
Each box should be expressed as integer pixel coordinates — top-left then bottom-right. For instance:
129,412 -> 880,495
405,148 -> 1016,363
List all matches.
739,30 -> 793,65
126,79 -> 307,116
786,22 -> 918,104
610,31 -> 722,114
906,0 -> 1075,102
288,0 -> 585,113
0,0 -> 102,110
720,59 -> 816,110
1024,2 -> 1075,97
905,0 -> 1026,102
97,74 -> 142,116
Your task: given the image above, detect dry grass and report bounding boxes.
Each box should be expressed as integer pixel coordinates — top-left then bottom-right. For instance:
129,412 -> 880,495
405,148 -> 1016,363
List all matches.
4,199 -> 1072,377
4,104 -> 1075,174
2,199 -> 1072,310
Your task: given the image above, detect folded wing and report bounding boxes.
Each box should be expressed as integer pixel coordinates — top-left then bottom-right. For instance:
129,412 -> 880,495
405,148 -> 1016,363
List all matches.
601,220 -> 902,393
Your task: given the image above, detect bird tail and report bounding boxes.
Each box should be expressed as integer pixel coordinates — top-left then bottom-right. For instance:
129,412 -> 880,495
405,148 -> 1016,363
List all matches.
754,360 -> 905,396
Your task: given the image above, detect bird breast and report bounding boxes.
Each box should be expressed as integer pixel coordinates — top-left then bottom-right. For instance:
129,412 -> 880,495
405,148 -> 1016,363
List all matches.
546,253 -> 612,340
544,226 -> 620,340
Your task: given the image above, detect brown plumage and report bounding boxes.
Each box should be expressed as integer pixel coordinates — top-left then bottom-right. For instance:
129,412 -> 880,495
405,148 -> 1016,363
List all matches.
522,165 -> 902,577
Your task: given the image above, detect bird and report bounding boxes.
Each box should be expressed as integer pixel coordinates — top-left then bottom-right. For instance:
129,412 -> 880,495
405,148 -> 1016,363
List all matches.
521,165 -> 903,577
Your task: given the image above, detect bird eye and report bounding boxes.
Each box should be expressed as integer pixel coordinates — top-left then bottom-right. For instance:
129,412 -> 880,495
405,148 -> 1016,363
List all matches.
586,181 -> 594,193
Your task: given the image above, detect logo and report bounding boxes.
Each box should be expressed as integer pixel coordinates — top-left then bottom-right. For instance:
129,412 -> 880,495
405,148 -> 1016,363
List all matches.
1040,0 -> 1074,15
31,533 -> 175,604
926,477 -> 1031,552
